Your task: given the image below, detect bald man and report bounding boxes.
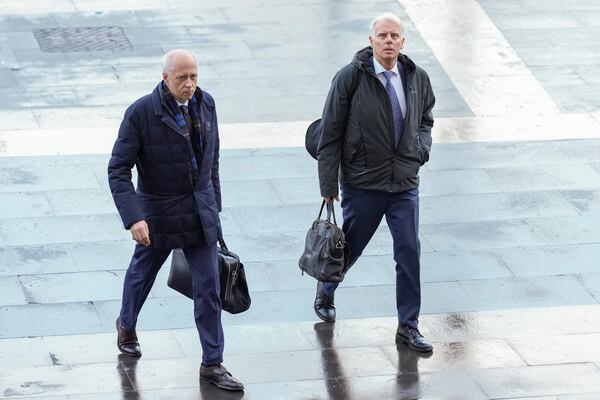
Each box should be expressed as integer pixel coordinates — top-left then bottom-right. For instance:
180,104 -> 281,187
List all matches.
108,50 -> 243,391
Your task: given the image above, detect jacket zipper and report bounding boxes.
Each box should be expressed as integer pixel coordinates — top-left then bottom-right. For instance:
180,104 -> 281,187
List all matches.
364,62 -> 415,191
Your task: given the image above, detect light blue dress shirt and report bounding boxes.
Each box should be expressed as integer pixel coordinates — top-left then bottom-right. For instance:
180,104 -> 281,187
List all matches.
373,57 -> 406,118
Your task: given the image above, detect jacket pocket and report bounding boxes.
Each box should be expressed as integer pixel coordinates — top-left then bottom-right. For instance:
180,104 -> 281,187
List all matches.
350,139 -> 366,166
344,120 -> 367,170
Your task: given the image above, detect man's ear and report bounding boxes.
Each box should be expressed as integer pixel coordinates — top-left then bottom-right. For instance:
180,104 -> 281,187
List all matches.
369,36 -> 373,46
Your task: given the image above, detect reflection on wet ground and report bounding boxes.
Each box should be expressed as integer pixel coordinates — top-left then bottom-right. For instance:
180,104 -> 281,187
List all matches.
314,322 -> 353,400
3,307 -> 600,398
2,0 -> 600,398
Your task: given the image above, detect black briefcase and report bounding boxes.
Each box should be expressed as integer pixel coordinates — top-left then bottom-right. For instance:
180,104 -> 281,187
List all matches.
168,240 -> 251,314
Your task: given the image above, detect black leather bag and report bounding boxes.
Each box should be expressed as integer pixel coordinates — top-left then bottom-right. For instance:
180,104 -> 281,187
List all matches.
168,240 -> 251,314
299,201 -> 348,282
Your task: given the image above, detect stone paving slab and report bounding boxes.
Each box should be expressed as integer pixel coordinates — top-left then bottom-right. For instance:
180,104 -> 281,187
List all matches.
0,0 -> 467,124
427,139 -> 600,171
458,275 -> 597,310
510,333 -> 600,365
420,250 -> 513,282
498,244 -> 600,277
419,191 -> 579,224
485,163 -> 600,192
473,363 -> 600,398
563,189 -> 600,216
0,275 -> 27,306
4,306 -> 600,399
1,139 -> 599,339
480,0 -> 600,113
0,192 -> 53,219
0,214 -> 126,246
18,270 -> 126,304
0,244 -> 74,276
420,219 -> 552,251
529,215 -> 600,245
1,1 -> 600,398
0,164 -> 101,193
0,302 -> 103,338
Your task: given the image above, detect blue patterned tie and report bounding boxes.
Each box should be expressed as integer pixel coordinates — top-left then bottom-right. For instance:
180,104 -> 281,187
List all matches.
383,71 -> 404,146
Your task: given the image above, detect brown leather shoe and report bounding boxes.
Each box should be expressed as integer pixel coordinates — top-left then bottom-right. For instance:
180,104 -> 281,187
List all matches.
116,317 -> 141,357
200,363 -> 244,391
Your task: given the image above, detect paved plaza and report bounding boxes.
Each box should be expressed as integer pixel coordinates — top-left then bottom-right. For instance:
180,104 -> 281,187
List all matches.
1,0 -> 600,399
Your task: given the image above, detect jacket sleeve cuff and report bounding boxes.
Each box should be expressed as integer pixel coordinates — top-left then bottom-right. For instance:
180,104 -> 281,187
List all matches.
121,208 -> 146,230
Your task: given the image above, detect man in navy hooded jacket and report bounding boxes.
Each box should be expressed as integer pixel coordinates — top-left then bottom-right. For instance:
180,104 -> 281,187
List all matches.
108,49 -> 243,391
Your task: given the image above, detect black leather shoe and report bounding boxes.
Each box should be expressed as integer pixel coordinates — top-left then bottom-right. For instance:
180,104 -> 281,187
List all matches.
200,363 -> 244,391
116,317 -> 141,357
396,325 -> 433,353
314,282 -> 336,323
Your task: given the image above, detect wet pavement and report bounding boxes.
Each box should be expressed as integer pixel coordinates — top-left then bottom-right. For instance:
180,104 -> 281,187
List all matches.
2,0 -> 600,399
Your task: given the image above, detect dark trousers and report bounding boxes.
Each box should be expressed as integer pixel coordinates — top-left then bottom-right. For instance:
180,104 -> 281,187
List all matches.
119,242 -> 224,365
323,185 -> 422,329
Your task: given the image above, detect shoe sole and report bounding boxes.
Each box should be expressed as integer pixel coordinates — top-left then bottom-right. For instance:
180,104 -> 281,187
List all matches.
118,348 -> 142,357
313,305 -> 335,323
200,376 -> 244,392
396,334 -> 433,353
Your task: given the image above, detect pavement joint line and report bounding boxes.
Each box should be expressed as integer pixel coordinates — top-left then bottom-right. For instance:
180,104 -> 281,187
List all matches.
3,304 -> 600,341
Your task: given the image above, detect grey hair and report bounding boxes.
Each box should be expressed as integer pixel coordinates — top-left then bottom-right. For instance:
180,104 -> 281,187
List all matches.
162,49 -> 198,73
369,12 -> 404,36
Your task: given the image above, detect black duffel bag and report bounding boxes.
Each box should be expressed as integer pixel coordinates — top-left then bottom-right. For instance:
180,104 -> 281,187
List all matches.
299,200 -> 348,282
168,239 -> 251,314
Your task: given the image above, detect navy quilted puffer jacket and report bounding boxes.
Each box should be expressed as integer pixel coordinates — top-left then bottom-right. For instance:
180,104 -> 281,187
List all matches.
108,82 -> 222,249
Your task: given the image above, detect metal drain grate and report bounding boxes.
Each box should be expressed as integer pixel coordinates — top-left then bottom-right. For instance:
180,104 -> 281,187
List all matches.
33,26 -> 133,52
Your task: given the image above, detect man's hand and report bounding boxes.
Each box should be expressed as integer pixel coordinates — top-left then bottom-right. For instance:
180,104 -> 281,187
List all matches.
130,220 -> 150,246
323,195 -> 339,204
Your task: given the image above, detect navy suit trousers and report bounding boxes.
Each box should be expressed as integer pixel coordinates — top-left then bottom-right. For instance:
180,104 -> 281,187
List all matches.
322,185 -> 422,329
119,243 -> 224,365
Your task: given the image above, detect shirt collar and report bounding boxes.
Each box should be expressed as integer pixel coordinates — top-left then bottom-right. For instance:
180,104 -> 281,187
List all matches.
176,99 -> 189,107
373,57 -> 399,76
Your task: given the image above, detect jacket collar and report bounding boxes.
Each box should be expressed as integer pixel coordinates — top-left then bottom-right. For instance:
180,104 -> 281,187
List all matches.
151,81 -> 203,117
352,46 -> 416,75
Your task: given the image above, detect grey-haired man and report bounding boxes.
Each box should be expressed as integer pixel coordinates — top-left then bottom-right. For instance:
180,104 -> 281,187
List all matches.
316,13 -> 435,352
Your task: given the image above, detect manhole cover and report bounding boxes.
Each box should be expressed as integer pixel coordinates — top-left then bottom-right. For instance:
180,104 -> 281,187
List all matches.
33,26 -> 133,52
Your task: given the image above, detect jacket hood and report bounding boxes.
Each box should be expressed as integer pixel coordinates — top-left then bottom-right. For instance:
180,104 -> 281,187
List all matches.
351,46 -> 416,74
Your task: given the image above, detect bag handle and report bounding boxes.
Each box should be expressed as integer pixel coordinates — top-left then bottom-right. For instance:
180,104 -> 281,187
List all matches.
218,238 -> 228,251
317,200 -> 338,225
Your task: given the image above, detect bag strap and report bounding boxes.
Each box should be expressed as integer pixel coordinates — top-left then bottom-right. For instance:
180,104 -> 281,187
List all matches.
218,238 -> 228,251
327,201 -> 337,225
318,200 -> 326,219
317,200 -> 338,225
